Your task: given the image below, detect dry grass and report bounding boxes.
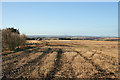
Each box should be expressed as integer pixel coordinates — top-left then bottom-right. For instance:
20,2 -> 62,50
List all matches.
2,40 -> 119,79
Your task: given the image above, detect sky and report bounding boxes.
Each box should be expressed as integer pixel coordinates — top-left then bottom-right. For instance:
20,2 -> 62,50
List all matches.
2,2 -> 118,37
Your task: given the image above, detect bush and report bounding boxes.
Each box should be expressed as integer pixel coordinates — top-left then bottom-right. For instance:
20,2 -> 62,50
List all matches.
2,28 -> 26,51
19,34 -> 26,48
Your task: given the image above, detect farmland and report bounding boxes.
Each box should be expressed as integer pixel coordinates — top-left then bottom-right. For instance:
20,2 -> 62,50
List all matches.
2,40 -> 119,79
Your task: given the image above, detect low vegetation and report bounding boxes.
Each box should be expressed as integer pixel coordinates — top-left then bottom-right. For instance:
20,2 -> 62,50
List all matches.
2,40 -> 118,79
2,27 -> 26,51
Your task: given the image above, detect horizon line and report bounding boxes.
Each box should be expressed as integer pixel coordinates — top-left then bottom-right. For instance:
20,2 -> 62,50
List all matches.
26,34 -> 118,37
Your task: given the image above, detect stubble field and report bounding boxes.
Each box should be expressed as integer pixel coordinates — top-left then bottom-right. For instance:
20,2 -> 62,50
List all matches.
2,40 -> 119,79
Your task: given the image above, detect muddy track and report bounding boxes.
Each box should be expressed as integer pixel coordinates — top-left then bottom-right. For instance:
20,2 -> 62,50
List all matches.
46,49 -> 63,78
17,48 -> 54,78
2,47 -> 41,70
2,47 -> 40,62
91,50 -> 117,60
74,50 -> 116,78
91,51 -> 118,66
80,49 -> 118,66
46,48 -> 77,78
3,48 -> 53,78
2,46 -> 35,56
71,54 -> 79,61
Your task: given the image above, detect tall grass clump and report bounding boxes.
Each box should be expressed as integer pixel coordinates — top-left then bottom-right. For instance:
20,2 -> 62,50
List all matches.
2,28 -> 26,51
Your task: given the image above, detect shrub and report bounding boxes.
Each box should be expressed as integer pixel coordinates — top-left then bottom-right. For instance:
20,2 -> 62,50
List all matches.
19,34 -> 26,48
2,28 -> 26,51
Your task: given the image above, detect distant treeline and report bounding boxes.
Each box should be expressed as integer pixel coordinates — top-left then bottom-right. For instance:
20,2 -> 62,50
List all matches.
26,37 -> 41,40
26,37 -> 119,41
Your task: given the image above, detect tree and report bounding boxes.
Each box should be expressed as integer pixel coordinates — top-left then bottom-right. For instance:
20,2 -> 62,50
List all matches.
2,27 -> 26,51
6,27 -> 20,34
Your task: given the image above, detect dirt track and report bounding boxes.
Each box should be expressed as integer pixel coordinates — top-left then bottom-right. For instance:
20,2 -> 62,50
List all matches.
2,40 -> 119,79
